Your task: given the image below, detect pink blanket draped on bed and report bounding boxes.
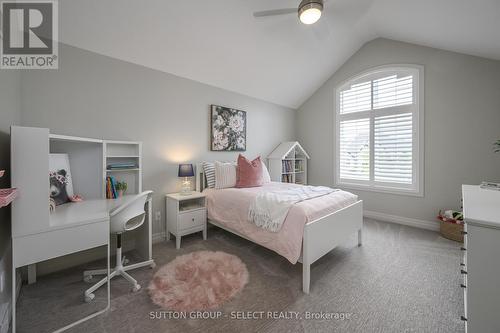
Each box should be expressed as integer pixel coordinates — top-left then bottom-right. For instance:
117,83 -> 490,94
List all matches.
204,182 -> 358,264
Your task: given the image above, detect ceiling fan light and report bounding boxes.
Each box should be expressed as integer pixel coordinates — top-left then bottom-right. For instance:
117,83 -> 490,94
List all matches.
298,1 -> 323,25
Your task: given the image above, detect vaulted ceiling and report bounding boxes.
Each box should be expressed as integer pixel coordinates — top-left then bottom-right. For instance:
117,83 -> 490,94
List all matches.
59,0 -> 500,109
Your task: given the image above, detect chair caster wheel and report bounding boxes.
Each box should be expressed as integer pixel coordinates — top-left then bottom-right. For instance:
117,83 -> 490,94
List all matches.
132,284 -> 141,292
84,293 -> 95,303
83,275 -> 93,283
122,258 -> 130,265
150,262 -> 156,269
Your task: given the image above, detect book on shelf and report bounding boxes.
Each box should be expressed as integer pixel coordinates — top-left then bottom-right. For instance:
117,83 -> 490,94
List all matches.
106,162 -> 137,170
281,174 -> 293,183
294,160 -> 303,172
106,178 -> 111,199
106,176 -> 119,199
282,160 -> 294,173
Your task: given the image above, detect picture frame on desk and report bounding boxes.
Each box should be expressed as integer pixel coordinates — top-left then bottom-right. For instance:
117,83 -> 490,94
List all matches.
49,153 -> 74,206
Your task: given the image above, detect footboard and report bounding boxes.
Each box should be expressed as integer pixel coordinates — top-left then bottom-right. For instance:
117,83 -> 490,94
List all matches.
302,200 -> 363,293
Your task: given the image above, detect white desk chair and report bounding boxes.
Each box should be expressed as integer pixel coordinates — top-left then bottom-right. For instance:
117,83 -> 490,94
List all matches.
83,191 -> 155,302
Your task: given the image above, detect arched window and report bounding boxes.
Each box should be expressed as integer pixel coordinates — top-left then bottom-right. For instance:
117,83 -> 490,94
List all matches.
335,65 -> 424,195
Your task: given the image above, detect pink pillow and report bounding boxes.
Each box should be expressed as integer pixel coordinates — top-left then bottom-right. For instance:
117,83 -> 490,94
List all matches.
236,155 -> 264,188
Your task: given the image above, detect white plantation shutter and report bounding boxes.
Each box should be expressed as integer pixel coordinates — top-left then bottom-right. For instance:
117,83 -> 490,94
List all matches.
339,118 -> 370,180
373,75 -> 413,109
340,81 -> 371,114
374,113 -> 413,184
336,66 -> 423,195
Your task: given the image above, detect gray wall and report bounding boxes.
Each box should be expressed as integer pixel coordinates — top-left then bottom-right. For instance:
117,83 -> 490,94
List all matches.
0,70 -> 21,322
7,38 -> 500,277
297,38 -> 500,222
20,43 -> 296,237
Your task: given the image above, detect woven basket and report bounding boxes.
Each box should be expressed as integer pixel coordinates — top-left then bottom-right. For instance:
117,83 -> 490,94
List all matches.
440,220 -> 464,242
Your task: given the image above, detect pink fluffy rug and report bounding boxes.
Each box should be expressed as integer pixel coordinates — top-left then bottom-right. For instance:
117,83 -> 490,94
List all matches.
148,251 -> 249,311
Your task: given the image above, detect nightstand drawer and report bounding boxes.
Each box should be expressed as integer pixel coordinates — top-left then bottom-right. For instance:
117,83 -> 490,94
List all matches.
179,209 -> 206,230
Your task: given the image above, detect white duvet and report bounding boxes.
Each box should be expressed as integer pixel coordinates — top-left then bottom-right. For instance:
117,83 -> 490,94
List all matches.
248,185 -> 337,232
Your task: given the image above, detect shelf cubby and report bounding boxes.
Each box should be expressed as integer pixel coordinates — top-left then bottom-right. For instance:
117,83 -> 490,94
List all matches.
104,141 -> 142,198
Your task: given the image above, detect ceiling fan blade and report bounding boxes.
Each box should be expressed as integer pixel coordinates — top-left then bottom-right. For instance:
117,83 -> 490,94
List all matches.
253,8 -> 297,18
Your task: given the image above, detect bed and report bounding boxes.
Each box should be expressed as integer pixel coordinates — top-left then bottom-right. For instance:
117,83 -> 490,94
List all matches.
196,164 -> 363,294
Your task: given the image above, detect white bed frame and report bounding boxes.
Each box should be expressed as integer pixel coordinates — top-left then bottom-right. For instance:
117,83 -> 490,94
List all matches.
196,164 -> 363,294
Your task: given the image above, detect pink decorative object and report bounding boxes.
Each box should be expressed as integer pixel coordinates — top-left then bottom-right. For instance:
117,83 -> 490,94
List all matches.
235,154 -> 264,188
69,195 -> 84,202
148,251 -> 248,311
0,188 -> 18,208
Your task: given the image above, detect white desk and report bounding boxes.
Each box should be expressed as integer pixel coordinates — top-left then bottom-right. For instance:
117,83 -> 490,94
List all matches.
10,126 -> 152,332
11,195 -> 154,333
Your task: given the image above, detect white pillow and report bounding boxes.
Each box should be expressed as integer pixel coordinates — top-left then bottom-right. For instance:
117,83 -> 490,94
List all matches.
261,160 -> 271,183
214,161 -> 237,189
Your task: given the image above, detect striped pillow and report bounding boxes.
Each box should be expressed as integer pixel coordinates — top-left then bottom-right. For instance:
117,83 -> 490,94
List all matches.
214,161 -> 237,189
202,162 -> 216,188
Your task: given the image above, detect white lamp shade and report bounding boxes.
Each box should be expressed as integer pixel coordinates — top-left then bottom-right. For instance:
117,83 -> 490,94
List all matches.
299,7 -> 322,24
298,1 -> 323,25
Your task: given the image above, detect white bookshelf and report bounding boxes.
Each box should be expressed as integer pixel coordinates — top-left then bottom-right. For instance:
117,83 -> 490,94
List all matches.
11,129 -> 145,238
103,141 -> 142,197
268,141 -> 310,185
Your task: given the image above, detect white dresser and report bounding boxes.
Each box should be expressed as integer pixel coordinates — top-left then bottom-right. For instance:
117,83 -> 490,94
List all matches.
462,185 -> 500,333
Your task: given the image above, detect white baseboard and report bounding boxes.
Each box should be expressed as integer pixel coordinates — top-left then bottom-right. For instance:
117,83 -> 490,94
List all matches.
152,232 -> 165,244
364,210 -> 439,231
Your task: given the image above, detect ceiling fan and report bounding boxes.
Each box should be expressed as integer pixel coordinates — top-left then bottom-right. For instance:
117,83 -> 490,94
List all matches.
254,0 -> 324,25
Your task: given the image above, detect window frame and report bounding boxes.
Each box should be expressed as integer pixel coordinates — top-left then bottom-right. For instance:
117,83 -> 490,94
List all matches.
334,64 -> 424,197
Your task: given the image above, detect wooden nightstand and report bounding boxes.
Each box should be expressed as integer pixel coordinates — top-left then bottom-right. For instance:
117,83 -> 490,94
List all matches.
166,192 -> 207,249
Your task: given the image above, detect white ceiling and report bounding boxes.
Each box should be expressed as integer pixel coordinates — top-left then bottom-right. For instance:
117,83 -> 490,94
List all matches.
59,0 -> 500,109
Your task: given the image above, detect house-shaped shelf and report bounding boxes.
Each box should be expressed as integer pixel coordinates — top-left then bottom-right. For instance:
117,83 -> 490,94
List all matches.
268,142 -> 310,185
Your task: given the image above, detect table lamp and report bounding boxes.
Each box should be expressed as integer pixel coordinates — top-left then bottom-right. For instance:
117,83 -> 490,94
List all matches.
178,163 -> 194,195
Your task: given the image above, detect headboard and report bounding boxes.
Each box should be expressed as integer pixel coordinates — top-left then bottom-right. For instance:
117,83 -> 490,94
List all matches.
195,163 -> 207,192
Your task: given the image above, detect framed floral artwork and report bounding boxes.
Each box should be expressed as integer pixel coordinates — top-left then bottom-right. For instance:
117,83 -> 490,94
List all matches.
211,105 -> 247,151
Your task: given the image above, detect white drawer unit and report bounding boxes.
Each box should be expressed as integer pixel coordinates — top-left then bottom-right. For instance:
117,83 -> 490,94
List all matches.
166,192 -> 207,249
179,209 -> 206,230
462,185 -> 500,333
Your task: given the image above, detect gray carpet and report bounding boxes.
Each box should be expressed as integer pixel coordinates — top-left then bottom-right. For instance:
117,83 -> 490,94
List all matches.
15,219 -> 464,333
